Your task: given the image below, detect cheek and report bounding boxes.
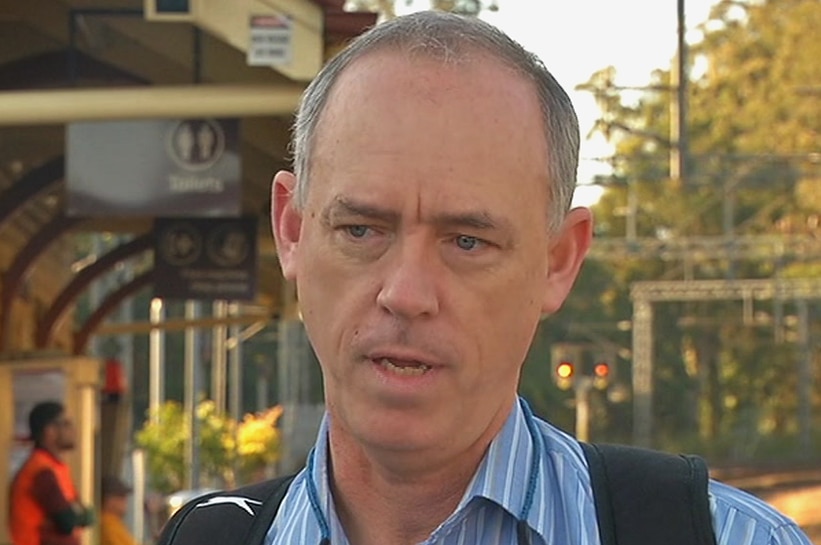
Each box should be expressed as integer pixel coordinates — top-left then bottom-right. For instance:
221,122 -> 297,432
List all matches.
482,302 -> 540,360
297,253 -> 372,352
464,268 -> 544,359
465,255 -> 545,314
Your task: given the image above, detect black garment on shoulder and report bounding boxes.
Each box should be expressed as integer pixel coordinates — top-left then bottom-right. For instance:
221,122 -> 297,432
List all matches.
155,475 -> 296,545
581,442 -> 718,545
157,444 -> 717,545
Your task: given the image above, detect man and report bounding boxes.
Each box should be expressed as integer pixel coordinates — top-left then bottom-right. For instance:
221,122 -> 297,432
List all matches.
267,10 -> 811,545
9,401 -> 93,545
100,475 -> 139,545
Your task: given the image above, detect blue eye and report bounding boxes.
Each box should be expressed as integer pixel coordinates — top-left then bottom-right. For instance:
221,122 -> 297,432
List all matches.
455,235 -> 479,250
347,225 -> 369,238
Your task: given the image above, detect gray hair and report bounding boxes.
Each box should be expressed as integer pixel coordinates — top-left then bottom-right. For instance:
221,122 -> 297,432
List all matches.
291,10 -> 580,232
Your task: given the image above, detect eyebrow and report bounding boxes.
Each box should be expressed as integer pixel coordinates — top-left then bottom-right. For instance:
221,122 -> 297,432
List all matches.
321,197 -> 400,226
321,196 -> 512,234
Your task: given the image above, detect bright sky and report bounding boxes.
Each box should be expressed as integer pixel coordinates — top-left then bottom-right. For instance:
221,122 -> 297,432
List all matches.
399,0 -> 720,206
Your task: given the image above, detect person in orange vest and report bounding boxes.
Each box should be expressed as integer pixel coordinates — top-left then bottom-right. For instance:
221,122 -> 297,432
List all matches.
8,401 -> 94,545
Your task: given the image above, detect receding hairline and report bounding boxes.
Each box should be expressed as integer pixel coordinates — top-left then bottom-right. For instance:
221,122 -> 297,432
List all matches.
328,36 -> 542,100
291,11 -> 580,232
307,42 -> 550,166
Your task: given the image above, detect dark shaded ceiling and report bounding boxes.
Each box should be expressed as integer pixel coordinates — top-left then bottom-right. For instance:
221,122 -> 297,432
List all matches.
0,0 -> 376,353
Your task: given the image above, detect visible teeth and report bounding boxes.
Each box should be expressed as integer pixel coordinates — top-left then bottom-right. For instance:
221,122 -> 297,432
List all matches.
379,358 -> 430,376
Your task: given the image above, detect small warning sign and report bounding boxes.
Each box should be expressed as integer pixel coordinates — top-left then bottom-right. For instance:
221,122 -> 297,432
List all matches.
247,14 -> 292,67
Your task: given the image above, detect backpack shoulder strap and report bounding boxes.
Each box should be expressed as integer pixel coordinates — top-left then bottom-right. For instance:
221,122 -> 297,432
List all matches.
156,474 -> 297,545
581,442 -> 717,545
242,474 -> 298,545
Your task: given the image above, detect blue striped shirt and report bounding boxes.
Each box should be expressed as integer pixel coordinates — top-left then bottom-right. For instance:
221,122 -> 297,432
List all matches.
265,398 -> 811,545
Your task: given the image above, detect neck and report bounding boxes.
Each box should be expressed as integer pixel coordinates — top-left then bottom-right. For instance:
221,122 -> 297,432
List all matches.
35,444 -> 62,460
332,446 -> 477,545
326,409 -> 511,545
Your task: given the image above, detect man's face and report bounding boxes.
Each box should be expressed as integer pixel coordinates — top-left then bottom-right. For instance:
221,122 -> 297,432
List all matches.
273,51 -> 590,464
49,413 -> 76,451
105,494 -> 129,517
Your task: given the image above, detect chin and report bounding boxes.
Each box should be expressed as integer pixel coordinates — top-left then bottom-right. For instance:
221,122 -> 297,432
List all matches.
360,430 -> 436,454
354,410 -> 445,452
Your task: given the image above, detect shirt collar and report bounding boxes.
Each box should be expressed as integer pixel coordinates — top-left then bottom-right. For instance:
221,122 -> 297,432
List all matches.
308,415 -> 347,544
307,398 -> 552,543
457,398 -> 550,541
458,399 -> 534,514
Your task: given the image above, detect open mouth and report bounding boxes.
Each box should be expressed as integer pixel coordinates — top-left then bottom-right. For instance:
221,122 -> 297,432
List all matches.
377,358 -> 432,377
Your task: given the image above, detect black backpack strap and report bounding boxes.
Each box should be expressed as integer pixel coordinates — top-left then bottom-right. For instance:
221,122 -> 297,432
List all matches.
156,474 -> 297,545
242,474 -> 298,545
581,442 -> 717,545
155,490 -> 223,545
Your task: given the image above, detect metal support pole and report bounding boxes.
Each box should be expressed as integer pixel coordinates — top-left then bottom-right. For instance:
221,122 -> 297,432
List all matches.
131,450 -> 146,545
228,302 -> 243,423
723,179 -> 737,279
256,370 -> 269,412
670,0 -> 688,186
632,299 -> 654,446
149,298 -> 165,423
796,299 -> 813,454
212,300 -> 228,414
184,301 -> 202,490
575,377 -> 592,442
627,179 -> 637,241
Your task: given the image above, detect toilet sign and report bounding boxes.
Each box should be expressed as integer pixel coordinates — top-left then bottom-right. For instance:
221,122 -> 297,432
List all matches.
66,118 -> 241,217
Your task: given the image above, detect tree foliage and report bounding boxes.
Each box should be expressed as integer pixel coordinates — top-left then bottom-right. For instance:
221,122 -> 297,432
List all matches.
530,0 -> 821,460
135,401 -> 283,494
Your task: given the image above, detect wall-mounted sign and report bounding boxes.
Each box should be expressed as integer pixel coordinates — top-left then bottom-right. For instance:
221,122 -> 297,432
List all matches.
153,217 -> 257,301
66,118 -> 241,217
247,14 -> 292,67
144,0 -> 194,21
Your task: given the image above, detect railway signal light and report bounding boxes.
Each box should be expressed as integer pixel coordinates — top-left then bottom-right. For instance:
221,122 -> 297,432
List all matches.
592,361 -> 611,390
555,361 -> 575,390
551,343 -> 580,391
556,361 -> 574,379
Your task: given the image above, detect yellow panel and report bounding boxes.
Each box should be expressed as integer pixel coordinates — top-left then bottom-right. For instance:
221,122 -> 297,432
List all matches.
0,84 -> 305,125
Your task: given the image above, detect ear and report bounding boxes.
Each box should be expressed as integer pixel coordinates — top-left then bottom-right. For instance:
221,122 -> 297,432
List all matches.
541,207 -> 593,315
270,170 -> 302,280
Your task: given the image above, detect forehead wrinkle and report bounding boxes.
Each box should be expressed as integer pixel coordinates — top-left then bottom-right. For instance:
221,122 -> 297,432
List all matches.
321,191 -> 518,237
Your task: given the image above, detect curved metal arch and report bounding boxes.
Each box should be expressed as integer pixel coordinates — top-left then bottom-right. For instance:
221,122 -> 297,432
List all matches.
0,214 -> 82,351
72,271 -> 152,355
37,233 -> 153,348
0,156 -> 64,230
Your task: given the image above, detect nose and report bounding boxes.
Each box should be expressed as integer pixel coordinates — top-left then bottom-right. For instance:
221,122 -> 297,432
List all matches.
376,239 -> 440,319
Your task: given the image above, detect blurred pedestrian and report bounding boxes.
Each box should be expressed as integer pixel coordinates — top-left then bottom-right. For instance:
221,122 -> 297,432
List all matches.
9,401 -> 94,545
100,475 -> 139,545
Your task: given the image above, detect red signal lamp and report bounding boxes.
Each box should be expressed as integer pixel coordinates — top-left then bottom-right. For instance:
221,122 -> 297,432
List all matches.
593,362 -> 610,378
